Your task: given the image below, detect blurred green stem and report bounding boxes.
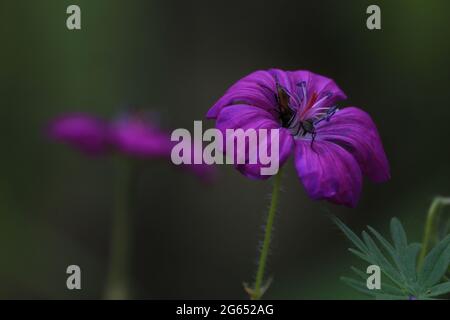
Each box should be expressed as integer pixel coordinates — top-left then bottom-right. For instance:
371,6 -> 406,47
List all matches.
418,196 -> 450,269
250,168 -> 283,300
104,157 -> 132,299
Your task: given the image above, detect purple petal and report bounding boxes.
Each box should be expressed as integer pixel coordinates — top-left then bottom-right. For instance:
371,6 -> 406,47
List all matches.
294,139 -> 362,207
207,70 -> 278,119
47,113 -> 110,155
316,107 -> 390,183
207,69 -> 347,121
268,68 -> 294,92
111,116 -> 173,159
216,104 -> 294,179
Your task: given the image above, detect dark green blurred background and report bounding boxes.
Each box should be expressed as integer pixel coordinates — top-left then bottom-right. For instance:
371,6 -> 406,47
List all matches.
1,0 -> 449,299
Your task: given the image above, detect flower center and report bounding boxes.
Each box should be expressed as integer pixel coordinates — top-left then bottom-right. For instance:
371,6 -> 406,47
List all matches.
276,82 -> 337,138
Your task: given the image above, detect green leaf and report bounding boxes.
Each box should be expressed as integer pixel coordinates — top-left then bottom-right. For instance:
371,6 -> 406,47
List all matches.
335,215 -> 450,299
362,231 -> 403,286
403,243 -> 421,282
418,235 -> 450,287
350,266 -> 367,280
351,266 -> 405,296
425,281 -> 450,297
341,277 -> 408,300
367,225 -> 396,259
390,217 -> 408,253
368,225 -> 411,283
380,283 -> 407,296
348,248 -> 372,264
367,226 -> 420,287
332,216 -> 368,254
341,277 -> 377,297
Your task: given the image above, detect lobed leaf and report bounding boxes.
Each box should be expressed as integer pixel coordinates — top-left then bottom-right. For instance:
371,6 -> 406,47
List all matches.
335,216 -> 450,300
362,231 -> 403,286
351,266 -> 405,296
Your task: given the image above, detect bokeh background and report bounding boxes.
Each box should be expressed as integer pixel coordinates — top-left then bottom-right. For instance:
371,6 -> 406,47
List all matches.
1,0 -> 449,299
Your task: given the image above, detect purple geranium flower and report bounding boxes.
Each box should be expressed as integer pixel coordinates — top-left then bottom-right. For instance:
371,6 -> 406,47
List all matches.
48,111 -> 214,180
47,112 -> 172,158
207,69 -> 390,207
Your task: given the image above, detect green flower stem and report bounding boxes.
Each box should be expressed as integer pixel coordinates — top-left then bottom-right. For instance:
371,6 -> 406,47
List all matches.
418,196 -> 450,269
251,168 -> 283,300
104,157 -> 133,299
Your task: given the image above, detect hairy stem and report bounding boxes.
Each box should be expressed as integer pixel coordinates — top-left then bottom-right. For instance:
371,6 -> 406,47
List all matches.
251,168 -> 283,300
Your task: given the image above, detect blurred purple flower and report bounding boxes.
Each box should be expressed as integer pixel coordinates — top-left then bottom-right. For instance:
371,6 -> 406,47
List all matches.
47,113 -> 110,155
207,69 -> 390,207
47,111 -> 214,180
110,114 -> 173,159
